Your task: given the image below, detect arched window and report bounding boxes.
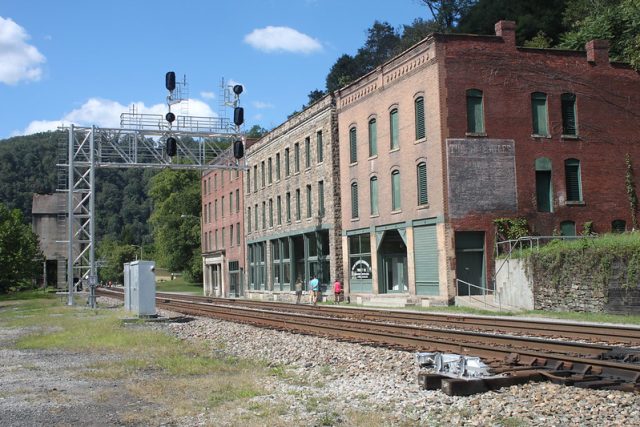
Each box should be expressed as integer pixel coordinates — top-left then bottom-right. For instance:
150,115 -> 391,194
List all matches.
370,176 -> 378,215
531,92 -> 548,136
560,220 -> 576,236
535,157 -> 553,212
391,170 -> 401,211
417,162 -> 428,206
561,92 -> 577,136
349,127 -> 357,163
351,182 -> 359,219
564,158 -> 582,202
415,96 -> 425,140
390,108 -> 399,150
368,118 -> 377,157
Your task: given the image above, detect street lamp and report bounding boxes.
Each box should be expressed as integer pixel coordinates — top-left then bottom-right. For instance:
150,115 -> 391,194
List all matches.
130,244 -> 143,260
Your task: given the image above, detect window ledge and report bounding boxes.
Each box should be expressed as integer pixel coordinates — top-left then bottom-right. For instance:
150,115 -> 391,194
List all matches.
351,217 -> 359,222
391,209 -> 402,215
350,162 -> 358,167
566,200 -> 585,206
531,134 -> 551,139
368,155 -> 378,161
389,148 -> 400,154
561,134 -> 580,140
370,213 -> 379,218
465,132 -> 487,137
417,204 -> 430,210
414,137 -> 427,144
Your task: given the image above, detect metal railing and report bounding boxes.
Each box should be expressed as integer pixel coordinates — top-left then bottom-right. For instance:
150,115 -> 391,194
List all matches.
456,278 -> 502,311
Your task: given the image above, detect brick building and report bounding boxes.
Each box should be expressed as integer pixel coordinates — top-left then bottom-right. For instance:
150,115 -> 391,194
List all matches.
243,95 -> 343,300
201,149 -> 247,297
335,21 -> 640,304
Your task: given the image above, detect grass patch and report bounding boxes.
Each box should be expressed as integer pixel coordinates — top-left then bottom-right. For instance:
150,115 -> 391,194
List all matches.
156,278 -> 202,294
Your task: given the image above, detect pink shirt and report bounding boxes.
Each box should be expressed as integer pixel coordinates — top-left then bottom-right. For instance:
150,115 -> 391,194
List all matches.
334,281 -> 342,293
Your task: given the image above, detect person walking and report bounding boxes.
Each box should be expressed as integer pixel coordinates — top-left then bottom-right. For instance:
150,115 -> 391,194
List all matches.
295,277 -> 303,304
333,279 -> 343,303
309,275 -> 319,305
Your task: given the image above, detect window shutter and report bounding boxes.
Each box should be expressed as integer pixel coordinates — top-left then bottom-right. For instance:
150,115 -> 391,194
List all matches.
415,97 -> 425,140
531,92 -> 548,135
565,159 -> 581,201
561,93 -> 577,135
417,162 -> 428,205
370,177 -> 378,215
316,131 -> 323,163
351,183 -> 359,218
390,109 -> 399,149
350,128 -> 357,163
368,119 -> 377,157
466,89 -> 484,133
392,171 -> 401,210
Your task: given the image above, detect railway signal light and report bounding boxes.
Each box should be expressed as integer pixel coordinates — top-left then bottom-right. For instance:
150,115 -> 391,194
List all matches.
165,112 -> 176,123
234,107 -> 244,127
166,71 -> 176,92
233,84 -> 243,95
233,139 -> 244,159
166,137 -> 177,157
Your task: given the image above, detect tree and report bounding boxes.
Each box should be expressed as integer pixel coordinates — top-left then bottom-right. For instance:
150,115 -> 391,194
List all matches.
418,0 -> 478,32
559,0 -> 640,69
247,125 -> 269,139
148,168 -> 202,282
0,203 -> 42,293
96,238 -> 139,285
326,54 -> 362,93
398,18 -> 441,51
306,89 -> 326,105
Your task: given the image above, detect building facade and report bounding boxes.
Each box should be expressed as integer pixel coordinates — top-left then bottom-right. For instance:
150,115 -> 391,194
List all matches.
244,95 -> 343,300
336,21 -> 640,304
201,150 -> 246,297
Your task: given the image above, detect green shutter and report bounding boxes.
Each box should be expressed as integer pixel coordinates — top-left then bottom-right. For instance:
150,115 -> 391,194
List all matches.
317,131 -> 323,163
351,183 -> 359,218
560,221 -> 576,236
531,92 -> 548,135
390,109 -> 399,149
417,162 -> 428,205
392,171 -> 401,210
415,97 -> 425,140
370,177 -> 378,215
466,89 -> 484,133
414,225 -> 439,295
318,180 -> 324,216
369,119 -> 377,156
305,137 -> 310,168
536,171 -> 552,212
350,128 -> 357,163
561,93 -> 577,135
565,159 -> 581,201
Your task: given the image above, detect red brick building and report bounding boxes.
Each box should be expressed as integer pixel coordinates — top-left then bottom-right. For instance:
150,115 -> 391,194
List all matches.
336,21 -> 640,304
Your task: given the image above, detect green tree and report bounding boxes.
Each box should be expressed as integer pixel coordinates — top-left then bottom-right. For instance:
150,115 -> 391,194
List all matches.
559,0 -> 640,69
306,89 -> 327,105
0,203 -> 42,293
96,238 -> 139,284
246,125 -> 269,139
419,0 -> 478,32
148,168 -> 201,282
398,18 -> 441,51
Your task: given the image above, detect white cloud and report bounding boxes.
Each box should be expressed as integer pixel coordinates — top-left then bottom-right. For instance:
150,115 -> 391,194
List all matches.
244,26 -> 322,54
17,97 -> 217,135
252,101 -> 274,109
200,91 -> 215,100
0,16 -> 46,85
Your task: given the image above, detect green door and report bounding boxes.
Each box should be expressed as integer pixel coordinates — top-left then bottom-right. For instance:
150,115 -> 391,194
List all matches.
414,225 -> 439,295
455,232 -> 485,296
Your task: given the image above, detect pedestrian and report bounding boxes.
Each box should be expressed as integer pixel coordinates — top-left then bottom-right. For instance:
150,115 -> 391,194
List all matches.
295,276 -> 303,304
309,275 -> 319,305
333,279 -> 343,303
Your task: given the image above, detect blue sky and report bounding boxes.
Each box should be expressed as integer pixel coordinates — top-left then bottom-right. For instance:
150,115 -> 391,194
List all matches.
0,0 -> 432,139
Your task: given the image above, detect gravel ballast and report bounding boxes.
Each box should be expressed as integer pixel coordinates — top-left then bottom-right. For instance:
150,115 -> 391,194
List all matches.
1,297 -> 639,426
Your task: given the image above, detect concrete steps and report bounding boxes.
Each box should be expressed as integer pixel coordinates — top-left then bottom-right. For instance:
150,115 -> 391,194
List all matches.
360,296 -> 410,308
454,295 -> 521,312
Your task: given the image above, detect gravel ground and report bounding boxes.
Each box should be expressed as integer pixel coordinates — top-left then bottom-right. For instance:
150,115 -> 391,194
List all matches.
1,297 -> 639,426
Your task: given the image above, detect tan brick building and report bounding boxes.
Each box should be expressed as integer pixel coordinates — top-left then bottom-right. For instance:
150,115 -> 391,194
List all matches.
335,21 -> 640,305
244,95 -> 342,300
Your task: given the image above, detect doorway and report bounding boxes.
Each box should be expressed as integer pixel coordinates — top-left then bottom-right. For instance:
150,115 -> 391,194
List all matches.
377,229 -> 408,293
455,231 -> 485,296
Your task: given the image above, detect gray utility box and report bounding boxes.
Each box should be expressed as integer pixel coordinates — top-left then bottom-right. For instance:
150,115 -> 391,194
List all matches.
124,260 -> 156,316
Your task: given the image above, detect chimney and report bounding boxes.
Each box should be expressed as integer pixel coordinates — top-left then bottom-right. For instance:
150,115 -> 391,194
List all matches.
495,20 -> 516,47
586,40 -> 610,65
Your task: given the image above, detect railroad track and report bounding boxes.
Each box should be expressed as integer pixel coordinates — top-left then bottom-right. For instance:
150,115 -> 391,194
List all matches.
96,288 -> 640,395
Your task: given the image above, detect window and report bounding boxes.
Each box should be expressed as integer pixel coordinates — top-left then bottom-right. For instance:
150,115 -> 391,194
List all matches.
221,196 -> 225,217
564,159 -> 582,202
415,96 -> 425,140
368,118 -> 377,157
261,201 -> 266,230
561,92 -> 577,136
370,176 -> 378,215
285,148 -> 290,176
269,198 -> 273,227
294,143 -> 300,173
230,224 -> 233,246
247,207 -> 252,233
349,233 -> 372,292
535,157 -> 553,212
214,174 -> 217,190
235,189 -> 239,212
306,185 -> 312,218
229,192 -> 233,215
236,222 -> 240,245
351,182 -> 359,219
247,168 -> 251,193
215,229 -> 218,249
316,131 -> 323,163
254,203 -> 258,232
295,189 -> 301,220
261,161 -> 265,188
286,192 -> 291,222
276,153 -> 281,180
466,89 -> 485,134
612,220 -> 626,233
220,172 -> 224,188
390,108 -> 399,150
531,92 -> 548,136
349,127 -> 357,163
214,200 -> 218,220
417,162 -> 428,206
392,170 -> 401,211
268,157 -> 272,184
318,180 -> 325,217
222,228 -> 225,248
305,137 -> 311,168
560,220 -> 576,236
277,196 -> 282,225
253,165 -> 257,191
